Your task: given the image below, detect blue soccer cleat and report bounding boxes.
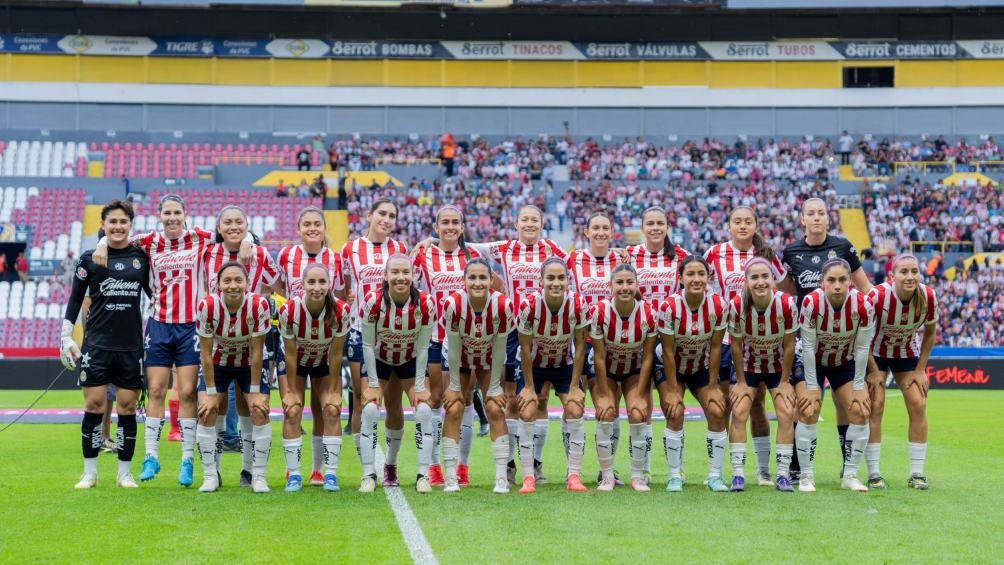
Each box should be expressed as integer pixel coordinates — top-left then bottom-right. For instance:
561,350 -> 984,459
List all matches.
178,458 -> 194,487
286,474 -> 303,492
323,474 -> 340,492
139,455 -> 160,482
707,476 -> 730,492
731,476 -> 746,492
776,475 -> 794,492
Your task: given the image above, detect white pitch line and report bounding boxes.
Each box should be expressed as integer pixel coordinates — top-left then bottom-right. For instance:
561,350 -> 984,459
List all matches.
375,444 -> 439,565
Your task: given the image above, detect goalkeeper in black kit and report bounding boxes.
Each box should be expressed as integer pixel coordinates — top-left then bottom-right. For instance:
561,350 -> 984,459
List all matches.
61,200 -> 150,489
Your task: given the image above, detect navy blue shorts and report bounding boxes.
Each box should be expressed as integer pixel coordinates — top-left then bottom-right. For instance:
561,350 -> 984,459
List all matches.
674,368 -> 712,394
604,371 -> 636,384
504,330 -> 521,383
531,365 -> 574,395
428,341 -> 443,365
198,365 -> 270,395
145,319 -> 200,368
583,342 -> 595,380
377,358 -> 418,381
344,328 -> 363,364
874,356 -> 919,374
746,372 -> 782,390
295,362 -> 331,381
719,343 -> 737,385
791,361 -> 854,391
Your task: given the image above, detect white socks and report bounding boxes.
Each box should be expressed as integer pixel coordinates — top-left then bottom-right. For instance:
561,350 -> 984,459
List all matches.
565,419 -> 585,478
795,423 -> 818,476
595,421 -> 614,480
442,437 -> 460,482
84,457 -> 98,476
283,437 -> 302,476
144,417 -> 163,458
866,443 -> 882,477
196,424 -> 217,476
753,435 -> 771,475
385,428 -> 404,466
251,424 -> 271,477
491,436 -> 510,481
360,403 -> 379,477
611,415 -> 621,456
663,428 -> 684,479
519,420 -> 536,479
776,444 -> 793,479
239,416 -> 253,474
460,405 -> 475,465
214,419 -> 226,464
534,419 -> 548,463
414,403 -> 433,476
707,431 -> 727,479
644,423 -> 653,474
730,442 -> 747,478
908,442 -> 927,476
311,436 -> 323,474
431,409 -> 443,466
506,418 -> 518,463
629,423 -> 647,481
180,418 -> 197,461
322,436 -> 342,477
843,423 -> 869,478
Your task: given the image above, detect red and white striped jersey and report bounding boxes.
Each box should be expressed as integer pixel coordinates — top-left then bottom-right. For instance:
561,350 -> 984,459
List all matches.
134,228 -> 214,324
626,244 -> 691,308
566,250 -> 619,306
660,292 -> 728,375
203,243 -> 280,296
489,239 -> 568,308
276,244 -> 344,301
195,293 -> 271,367
341,237 -> 408,325
413,244 -> 483,343
868,282 -> 938,359
278,295 -> 351,368
799,289 -> 874,367
516,291 -> 591,368
590,299 -> 658,376
442,290 -> 514,370
361,290 -> 436,366
728,291 -> 798,375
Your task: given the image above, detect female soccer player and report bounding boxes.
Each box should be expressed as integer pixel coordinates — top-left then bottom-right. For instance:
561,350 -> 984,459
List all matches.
203,205 -> 281,487
278,263 -> 350,492
515,257 -> 590,493
590,264 -> 659,492
359,255 -> 437,493
93,194 -> 253,487
194,262 -> 272,493
626,206 -> 691,485
567,213 -> 627,484
62,200 -> 150,489
413,205 -> 485,487
796,258 -> 875,493
657,256 -> 730,493
440,258 -> 515,493
866,254 -> 937,490
727,258 -> 799,492
276,206 -> 346,486
341,199 -> 408,466
705,206 -> 788,486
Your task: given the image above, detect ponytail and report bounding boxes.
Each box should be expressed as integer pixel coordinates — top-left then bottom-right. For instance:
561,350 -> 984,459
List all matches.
742,283 -> 754,327
458,233 -> 471,261
751,232 -> 776,261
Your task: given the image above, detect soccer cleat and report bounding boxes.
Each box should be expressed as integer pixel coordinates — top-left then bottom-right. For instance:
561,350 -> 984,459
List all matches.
908,474 -> 929,490
117,473 -> 139,489
731,476 -> 746,492
642,471 -> 652,486
630,478 -> 651,492
240,470 -> 252,488
493,477 -> 510,494
457,463 -> 471,487
597,476 -> 616,492
285,474 -> 302,492
534,461 -> 548,485
798,473 -> 816,493
868,474 -> 888,490
168,428 -> 182,442
841,475 -> 869,492
428,464 -> 444,487
443,478 -> 461,493
566,474 -> 588,492
757,471 -> 773,487
383,464 -> 400,488
776,476 -> 794,492
309,471 -> 324,486
415,475 -> 432,494
359,475 -> 377,493
614,470 -> 626,486
178,458 -> 194,487
323,474 -> 340,492
222,439 -> 241,454
252,475 -> 270,494
666,477 -> 684,493
519,476 -> 536,494
477,422 -> 489,437
74,473 -> 98,489
790,468 -> 801,482
198,474 -> 219,493
139,455 -> 160,482
102,438 -> 117,454
707,476 -> 730,492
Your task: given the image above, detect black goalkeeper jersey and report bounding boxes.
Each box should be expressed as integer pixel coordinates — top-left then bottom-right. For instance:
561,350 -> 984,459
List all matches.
781,235 -> 862,308
64,246 -> 150,351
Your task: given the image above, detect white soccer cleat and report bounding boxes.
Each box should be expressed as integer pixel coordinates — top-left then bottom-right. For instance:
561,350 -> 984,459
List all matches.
75,473 -> 97,489
493,477 -> 510,494
443,478 -> 460,493
359,475 -> 377,493
252,475 -> 270,494
798,473 -> 816,493
757,471 -> 773,487
630,479 -> 651,492
199,474 -> 220,493
596,476 -> 616,492
117,473 -> 139,489
415,476 -> 432,494
841,475 -> 869,493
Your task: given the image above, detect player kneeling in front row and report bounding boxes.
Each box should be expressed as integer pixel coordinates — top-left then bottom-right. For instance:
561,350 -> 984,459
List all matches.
515,257 -> 591,493
195,262 -> 272,493
62,200 -> 151,489
359,255 -> 437,493
795,259 -> 875,493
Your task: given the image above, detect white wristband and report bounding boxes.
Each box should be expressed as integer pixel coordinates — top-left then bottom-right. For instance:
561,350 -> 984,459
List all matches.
204,386 -> 218,395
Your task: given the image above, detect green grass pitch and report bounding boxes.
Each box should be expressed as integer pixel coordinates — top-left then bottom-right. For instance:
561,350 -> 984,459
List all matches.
0,389 -> 1000,563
